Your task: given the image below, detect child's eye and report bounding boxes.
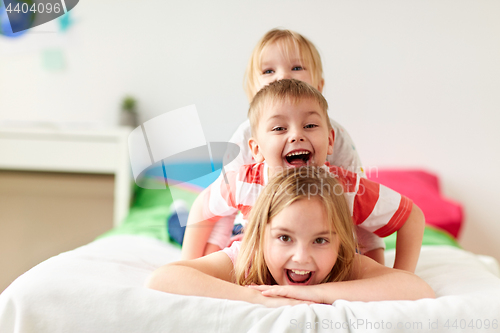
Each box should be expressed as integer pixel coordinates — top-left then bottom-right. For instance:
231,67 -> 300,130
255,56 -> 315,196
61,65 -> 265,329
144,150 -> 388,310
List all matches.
278,235 -> 291,242
314,238 -> 328,244
272,126 -> 286,132
292,66 -> 304,71
263,69 -> 274,74
304,124 -> 318,129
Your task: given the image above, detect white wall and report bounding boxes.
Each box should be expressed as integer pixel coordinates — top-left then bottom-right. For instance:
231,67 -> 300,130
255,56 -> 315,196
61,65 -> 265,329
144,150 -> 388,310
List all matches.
1,0 -> 499,260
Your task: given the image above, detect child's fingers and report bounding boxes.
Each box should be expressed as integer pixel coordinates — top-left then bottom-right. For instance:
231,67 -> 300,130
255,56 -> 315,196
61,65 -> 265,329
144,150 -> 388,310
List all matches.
263,296 -> 316,308
246,284 -> 272,291
248,285 -> 319,303
261,287 -> 288,297
261,286 -> 318,303
261,286 -> 299,299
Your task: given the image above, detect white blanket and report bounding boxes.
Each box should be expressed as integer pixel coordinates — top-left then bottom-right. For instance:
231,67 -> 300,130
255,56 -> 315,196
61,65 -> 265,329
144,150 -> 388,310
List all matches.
1,235 -> 499,333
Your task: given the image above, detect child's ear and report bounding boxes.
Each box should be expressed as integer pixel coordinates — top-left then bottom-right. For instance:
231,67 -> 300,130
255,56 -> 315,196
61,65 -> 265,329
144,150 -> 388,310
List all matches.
317,78 -> 325,93
248,137 -> 265,163
327,128 -> 335,155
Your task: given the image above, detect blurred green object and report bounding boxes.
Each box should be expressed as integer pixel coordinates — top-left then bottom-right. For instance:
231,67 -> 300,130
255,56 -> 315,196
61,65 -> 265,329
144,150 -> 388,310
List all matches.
97,183 -> 172,243
121,96 -> 137,114
97,178 -> 200,248
119,95 -> 138,127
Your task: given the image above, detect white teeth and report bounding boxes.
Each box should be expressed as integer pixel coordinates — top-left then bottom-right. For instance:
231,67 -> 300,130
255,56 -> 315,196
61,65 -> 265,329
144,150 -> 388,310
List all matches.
291,270 -> 311,275
286,151 -> 310,157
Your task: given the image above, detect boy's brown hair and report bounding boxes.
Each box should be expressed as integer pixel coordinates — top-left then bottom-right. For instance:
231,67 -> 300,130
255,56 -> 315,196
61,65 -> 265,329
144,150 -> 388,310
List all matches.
248,78 -> 331,135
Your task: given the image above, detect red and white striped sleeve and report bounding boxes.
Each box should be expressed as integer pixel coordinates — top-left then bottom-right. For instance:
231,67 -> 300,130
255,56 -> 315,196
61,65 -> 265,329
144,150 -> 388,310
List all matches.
202,168 -> 238,221
203,163 -> 266,222
329,166 -> 413,238
234,163 -> 266,221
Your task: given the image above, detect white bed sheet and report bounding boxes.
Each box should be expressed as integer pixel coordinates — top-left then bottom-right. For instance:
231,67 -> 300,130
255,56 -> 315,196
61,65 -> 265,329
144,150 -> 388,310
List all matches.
1,235 -> 499,333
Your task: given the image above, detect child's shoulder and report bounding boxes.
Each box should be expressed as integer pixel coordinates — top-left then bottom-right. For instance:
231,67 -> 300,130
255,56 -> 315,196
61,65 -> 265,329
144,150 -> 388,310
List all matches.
324,164 -> 361,190
237,162 -> 267,186
325,164 -> 357,178
221,241 -> 242,266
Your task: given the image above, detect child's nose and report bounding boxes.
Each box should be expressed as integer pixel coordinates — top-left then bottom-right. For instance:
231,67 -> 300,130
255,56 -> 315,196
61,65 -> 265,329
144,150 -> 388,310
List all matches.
288,129 -> 305,143
277,70 -> 292,80
292,244 -> 311,264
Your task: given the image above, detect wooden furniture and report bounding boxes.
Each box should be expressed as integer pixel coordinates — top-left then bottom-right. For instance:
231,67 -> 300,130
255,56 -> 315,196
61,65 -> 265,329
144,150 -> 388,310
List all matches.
0,126 -> 132,226
0,126 -> 132,292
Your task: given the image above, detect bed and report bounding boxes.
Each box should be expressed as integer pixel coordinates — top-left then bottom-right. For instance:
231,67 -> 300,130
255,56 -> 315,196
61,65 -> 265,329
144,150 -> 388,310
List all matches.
1,165 -> 499,333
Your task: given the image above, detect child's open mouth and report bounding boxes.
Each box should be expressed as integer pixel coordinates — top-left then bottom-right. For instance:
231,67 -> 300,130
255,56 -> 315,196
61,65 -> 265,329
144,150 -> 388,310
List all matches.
285,150 -> 312,167
285,269 -> 313,285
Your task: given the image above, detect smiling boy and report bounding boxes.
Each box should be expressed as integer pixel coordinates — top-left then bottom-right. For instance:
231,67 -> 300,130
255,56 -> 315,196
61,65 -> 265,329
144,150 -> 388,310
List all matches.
182,79 -> 424,272
247,84 -> 332,174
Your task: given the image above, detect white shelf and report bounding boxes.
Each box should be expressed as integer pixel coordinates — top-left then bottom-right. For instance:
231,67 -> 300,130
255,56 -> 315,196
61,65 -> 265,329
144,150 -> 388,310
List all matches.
0,126 -> 132,227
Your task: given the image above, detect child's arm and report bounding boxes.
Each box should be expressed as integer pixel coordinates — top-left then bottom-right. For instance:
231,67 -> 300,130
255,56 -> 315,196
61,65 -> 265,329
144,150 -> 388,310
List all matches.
250,254 -> 435,303
363,248 -> 385,264
182,121 -> 253,259
355,226 -> 386,265
393,203 -> 425,272
181,188 -> 221,260
146,252 -> 312,307
347,170 -> 424,273
182,163 -> 243,260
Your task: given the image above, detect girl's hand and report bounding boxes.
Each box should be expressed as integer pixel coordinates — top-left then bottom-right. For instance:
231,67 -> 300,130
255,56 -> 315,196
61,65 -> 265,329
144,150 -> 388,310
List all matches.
258,294 -> 316,308
248,285 -> 325,304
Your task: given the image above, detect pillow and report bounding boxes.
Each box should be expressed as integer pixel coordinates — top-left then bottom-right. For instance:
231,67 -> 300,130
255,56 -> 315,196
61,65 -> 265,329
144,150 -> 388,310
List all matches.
367,169 -> 463,239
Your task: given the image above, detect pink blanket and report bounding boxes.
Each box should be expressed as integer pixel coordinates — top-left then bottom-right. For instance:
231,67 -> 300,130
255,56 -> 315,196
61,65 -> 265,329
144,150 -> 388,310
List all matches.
368,169 -> 463,238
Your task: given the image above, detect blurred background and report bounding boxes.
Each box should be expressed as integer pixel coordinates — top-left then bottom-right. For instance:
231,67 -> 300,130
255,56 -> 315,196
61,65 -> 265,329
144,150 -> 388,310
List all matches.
1,0 -> 499,266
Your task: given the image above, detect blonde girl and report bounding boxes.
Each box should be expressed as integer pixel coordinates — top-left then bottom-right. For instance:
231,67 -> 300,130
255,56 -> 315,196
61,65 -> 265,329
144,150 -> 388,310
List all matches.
149,167 -> 434,307
244,28 -> 324,102
234,166 -> 357,287
182,28 -> 386,263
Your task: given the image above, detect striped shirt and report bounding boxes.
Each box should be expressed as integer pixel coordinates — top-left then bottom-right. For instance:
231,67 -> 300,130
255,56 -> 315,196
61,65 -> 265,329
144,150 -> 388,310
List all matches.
203,163 -> 413,238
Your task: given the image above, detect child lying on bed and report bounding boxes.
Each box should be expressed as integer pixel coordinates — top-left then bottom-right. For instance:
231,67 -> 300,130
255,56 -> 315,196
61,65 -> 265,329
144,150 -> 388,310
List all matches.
181,28 -> 387,265
147,166 -> 435,306
182,79 -> 425,273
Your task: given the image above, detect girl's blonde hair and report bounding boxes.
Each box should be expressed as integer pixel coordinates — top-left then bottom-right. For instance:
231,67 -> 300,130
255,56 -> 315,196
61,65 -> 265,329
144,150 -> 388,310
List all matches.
244,28 -> 324,101
234,166 -> 358,286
